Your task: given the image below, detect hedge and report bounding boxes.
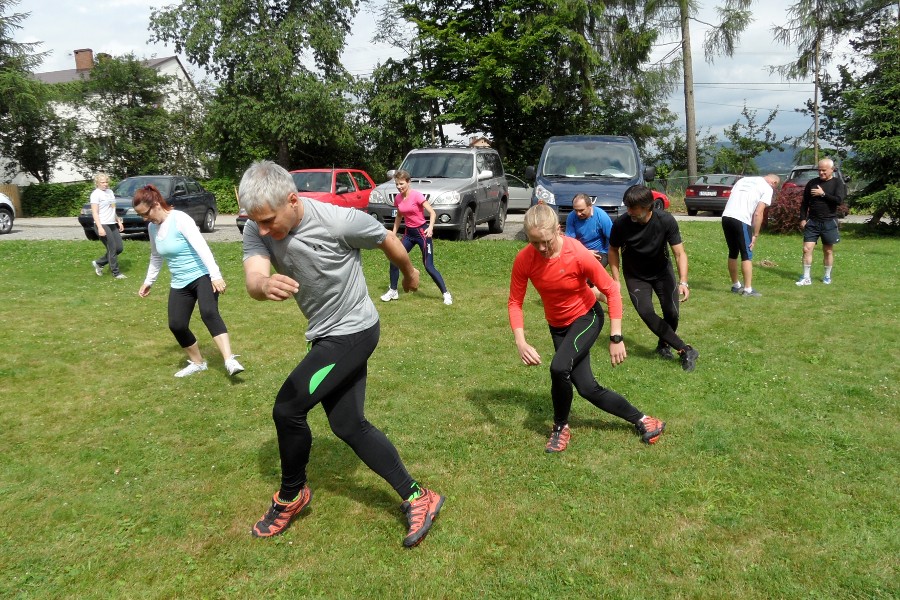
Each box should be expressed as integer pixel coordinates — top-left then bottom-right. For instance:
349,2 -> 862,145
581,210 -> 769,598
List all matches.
19,177 -> 241,218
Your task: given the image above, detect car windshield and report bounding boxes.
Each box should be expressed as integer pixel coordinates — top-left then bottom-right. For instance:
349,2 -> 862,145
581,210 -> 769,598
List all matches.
292,172 -> 332,193
790,169 -> 820,184
400,153 -> 474,179
115,177 -> 173,198
542,143 -> 637,178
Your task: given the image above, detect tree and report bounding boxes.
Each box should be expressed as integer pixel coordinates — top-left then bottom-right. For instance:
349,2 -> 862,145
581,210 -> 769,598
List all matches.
387,0 -> 671,173
639,0 -> 754,180
150,0 -> 361,176
824,16 -> 900,226
718,104 -> 791,174
70,54 -> 180,178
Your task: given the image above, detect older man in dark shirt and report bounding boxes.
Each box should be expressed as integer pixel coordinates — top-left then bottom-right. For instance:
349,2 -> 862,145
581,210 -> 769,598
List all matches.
797,158 -> 847,286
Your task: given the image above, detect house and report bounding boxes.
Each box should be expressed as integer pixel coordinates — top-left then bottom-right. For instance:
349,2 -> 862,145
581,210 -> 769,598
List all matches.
4,49 -> 198,185
469,136 -> 492,148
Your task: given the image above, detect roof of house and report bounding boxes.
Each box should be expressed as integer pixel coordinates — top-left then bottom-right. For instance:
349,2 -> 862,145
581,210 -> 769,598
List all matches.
32,56 -> 186,85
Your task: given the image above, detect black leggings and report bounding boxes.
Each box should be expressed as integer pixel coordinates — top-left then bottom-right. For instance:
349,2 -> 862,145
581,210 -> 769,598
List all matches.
624,264 -> 686,351
272,321 -> 416,501
167,275 -> 227,348
548,303 -> 643,427
389,226 -> 448,293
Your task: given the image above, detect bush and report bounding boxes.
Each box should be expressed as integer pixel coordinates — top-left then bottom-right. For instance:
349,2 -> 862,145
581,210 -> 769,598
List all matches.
200,178 -> 240,214
767,187 -> 849,234
851,184 -> 900,226
21,182 -> 94,217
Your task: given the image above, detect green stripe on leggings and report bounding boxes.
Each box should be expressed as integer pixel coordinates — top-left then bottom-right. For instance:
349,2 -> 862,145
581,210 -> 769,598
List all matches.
572,310 -> 597,352
309,364 -> 335,395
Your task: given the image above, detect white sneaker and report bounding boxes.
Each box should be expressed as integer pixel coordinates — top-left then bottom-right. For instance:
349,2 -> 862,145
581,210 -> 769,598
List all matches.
175,360 -> 208,378
114,273 -> 127,280
822,275 -> 832,285
443,292 -> 453,305
225,355 -> 244,376
380,288 -> 398,302
92,261 -> 103,276
795,277 -> 812,286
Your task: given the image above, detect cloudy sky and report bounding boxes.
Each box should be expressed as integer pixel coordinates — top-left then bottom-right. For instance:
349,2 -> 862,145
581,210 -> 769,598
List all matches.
14,0 -> 842,142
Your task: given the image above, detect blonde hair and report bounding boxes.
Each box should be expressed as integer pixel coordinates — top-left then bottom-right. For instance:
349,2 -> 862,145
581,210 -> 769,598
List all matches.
93,172 -> 110,187
524,203 -> 559,235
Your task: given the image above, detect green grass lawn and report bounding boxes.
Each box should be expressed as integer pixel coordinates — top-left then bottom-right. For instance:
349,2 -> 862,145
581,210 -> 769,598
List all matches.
1,222 -> 897,599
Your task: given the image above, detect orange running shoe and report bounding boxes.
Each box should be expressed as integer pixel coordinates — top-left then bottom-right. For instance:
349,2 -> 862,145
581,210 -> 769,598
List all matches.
636,415 -> 666,444
402,488 -> 445,548
251,486 -> 312,538
545,424 -> 570,453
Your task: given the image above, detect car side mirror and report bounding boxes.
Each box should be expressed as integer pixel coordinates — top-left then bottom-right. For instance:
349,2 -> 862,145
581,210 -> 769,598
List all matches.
174,188 -> 186,197
524,165 -> 536,180
336,185 -> 351,194
643,165 -> 657,181
477,170 -> 494,181
386,169 -> 396,180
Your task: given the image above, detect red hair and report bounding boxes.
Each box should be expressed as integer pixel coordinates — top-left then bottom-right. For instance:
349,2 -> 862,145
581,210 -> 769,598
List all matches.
132,184 -> 170,211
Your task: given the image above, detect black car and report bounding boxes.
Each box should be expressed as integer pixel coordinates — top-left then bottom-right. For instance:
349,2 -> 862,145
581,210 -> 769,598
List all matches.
78,175 -> 218,241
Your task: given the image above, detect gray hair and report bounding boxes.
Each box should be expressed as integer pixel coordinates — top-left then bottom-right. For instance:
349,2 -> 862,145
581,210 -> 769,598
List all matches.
238,160 -> 297,214
818,157 -> 835,169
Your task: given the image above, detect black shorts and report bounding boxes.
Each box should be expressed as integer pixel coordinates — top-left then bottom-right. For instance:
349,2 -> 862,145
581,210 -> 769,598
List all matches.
803,218 -> 840,245
722,216 -> 752,261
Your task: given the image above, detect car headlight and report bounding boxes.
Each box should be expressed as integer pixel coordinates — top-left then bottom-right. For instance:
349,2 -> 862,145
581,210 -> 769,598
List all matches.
370,189 -> 388,204
430,190 -> 461,205
534,184 -> 555,205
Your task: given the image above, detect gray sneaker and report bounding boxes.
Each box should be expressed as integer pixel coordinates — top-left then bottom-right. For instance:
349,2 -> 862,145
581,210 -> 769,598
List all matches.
92,261 -> 104,276
741,288 -> 762,297
680,346 -> 699,372
730,283 -> 743,294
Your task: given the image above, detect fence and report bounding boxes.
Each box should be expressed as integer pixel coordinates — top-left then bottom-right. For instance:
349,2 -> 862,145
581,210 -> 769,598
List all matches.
0,184 -> 21,215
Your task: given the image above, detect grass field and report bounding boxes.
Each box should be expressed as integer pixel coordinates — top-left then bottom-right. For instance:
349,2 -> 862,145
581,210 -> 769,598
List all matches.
1,222 -> 897,599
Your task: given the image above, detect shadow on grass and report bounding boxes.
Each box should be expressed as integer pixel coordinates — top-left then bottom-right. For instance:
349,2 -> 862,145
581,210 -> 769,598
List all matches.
256,432 -> 402,516
465,386 -> 633,437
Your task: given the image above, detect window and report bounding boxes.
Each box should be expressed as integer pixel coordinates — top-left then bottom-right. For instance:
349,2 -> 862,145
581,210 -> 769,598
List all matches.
186,180 -> 201,193
335,172 -> 356,194
351,172 -> 372,191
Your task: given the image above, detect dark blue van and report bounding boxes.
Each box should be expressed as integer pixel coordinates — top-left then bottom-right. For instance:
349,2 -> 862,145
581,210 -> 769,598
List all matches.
525,135 -> 657,222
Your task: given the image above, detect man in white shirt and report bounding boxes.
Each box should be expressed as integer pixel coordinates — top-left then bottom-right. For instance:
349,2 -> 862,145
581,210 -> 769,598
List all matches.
720,174 -> 780,297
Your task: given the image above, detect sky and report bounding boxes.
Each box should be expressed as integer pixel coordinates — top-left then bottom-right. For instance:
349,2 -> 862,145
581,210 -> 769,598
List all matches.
13,0 -> 845,144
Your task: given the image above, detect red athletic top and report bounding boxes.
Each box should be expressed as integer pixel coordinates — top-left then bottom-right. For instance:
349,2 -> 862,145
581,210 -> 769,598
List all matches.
508,236 -> 623,330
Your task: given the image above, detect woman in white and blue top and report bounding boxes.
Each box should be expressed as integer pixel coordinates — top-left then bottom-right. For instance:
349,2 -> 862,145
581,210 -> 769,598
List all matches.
133,184 -> 244,378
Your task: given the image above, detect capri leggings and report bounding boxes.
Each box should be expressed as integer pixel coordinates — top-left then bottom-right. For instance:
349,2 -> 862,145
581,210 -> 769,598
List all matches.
389,225 -> 448,293
624,263 -> 687,352
167,274 -> 227,348
547,302 -> 644,427
272,321 -> 416,501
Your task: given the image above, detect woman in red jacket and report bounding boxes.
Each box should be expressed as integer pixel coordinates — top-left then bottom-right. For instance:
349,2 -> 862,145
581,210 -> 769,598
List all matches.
508,203 -> 666,452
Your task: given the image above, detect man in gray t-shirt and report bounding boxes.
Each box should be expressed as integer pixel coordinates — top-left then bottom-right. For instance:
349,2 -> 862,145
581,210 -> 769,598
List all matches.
238,160 -> 445,548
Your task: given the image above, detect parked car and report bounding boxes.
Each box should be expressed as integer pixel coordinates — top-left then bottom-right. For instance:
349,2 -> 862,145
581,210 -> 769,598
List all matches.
780,164 -> 848,192
0,191 -> 15,234
524,135 -> 658,223
684,174 -> 743,216
235,168 -> 377,233
78,175 -> 217,240
506,174 -> 533,212
367,146 -> 509,241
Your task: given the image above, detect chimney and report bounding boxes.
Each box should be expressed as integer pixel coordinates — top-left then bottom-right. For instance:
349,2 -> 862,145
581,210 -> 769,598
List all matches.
74,49 -> 94,71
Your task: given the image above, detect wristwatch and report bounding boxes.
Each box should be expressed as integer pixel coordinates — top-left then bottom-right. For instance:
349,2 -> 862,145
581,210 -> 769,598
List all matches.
609,334 -> 624,343
679,281 -> 689,288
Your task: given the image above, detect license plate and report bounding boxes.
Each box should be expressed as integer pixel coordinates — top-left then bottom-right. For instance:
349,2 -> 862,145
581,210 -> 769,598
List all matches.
391,209 -> 397,217
698,190 -> 717,197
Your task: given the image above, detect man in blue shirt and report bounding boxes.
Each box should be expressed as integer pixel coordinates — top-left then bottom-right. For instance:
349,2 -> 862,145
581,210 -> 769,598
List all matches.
565,193 -> 613,266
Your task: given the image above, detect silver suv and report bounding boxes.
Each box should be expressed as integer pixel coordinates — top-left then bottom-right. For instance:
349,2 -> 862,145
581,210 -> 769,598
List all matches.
368,147 -> 509,240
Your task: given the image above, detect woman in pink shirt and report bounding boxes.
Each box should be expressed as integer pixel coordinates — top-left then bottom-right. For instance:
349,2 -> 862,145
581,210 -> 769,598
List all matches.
380,170 -> 452,305
508,203 -> 666,452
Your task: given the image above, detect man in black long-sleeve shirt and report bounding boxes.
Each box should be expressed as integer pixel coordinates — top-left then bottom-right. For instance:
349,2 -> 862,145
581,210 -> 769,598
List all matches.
796,158 -> 847,286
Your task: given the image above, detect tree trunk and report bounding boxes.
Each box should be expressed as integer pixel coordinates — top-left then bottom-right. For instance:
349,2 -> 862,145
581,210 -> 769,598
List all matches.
277,139 -> 290,169
681,2 -> 698,182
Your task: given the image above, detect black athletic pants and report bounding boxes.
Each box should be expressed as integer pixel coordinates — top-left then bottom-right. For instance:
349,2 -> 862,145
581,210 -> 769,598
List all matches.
273,321 -> 416,501
624,263 -> 686,352
167,275 -> 227,348
548,303 -> 643,427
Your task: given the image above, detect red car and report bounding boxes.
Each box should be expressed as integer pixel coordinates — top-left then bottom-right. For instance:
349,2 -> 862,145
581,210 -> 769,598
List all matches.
237,168 -> 377,232
684,174 -> 742,216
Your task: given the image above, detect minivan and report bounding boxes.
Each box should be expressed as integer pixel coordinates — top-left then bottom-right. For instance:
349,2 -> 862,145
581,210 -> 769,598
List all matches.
525,135 -> 658,221
368,147 -> 509,241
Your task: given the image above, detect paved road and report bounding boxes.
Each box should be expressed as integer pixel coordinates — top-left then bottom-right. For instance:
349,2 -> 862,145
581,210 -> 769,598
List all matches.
0,211 -> 877,243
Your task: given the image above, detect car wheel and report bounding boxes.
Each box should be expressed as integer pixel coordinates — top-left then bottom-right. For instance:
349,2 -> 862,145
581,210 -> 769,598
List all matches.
687,208 -> 698,216
653,198 -> 665,212
201,209 -> 216,233
0,208 -> 12,234
456,206 -> 476,241
488,201 -> 506,233
83,227 -> 99,241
